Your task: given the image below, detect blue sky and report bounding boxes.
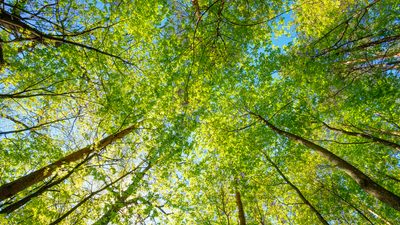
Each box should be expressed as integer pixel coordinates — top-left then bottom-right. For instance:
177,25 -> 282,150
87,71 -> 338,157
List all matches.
271,12 -> 296,50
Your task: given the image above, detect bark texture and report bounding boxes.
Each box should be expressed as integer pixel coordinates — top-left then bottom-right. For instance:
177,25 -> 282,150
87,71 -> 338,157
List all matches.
235,191 -> 246,225
250,112 -> 400,211
0,125 -> 136,201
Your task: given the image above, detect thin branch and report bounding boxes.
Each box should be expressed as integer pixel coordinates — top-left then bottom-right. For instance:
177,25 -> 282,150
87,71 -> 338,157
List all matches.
261,151 -> 329,225
322,122 -> 400,151
0,10 -> 138,68
0,115 -> 79,135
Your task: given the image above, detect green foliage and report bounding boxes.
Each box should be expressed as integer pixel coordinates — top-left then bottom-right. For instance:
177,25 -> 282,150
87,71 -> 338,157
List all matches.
0,0 -> 399,224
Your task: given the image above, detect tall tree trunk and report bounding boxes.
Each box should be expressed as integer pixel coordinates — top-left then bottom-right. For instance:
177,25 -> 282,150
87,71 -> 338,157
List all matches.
262,153 -> 329,225
92,164 -> 151,225
191,0 -> 201,21
250,112 -> 400,211
0,125 -> 136,201
322,122 -> 400,151
367,209 -> 393,225
235,190 -> 246,225
0,154 -> 94,214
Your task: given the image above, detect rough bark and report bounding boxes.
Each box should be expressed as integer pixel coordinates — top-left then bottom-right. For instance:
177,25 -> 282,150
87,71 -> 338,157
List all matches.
263,153 -> 329,225
191,0 -> 201,21
250,112 -> 400,211
0,154 -> 94,214
0,125 -> 136,201
0,37 -> 4,67
235,190 -> 246,225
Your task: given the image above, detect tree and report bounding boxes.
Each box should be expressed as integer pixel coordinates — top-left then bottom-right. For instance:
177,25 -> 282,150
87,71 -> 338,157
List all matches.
1,0 -> 399,224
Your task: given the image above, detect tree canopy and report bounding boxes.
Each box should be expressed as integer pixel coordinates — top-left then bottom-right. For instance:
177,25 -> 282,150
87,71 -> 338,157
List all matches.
0,0 -> 399,224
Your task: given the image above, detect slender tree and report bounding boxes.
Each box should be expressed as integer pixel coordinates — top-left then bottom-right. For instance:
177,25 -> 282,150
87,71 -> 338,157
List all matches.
262,152 -> 329,225
0,124 -> 137,201
0,0 -> 399,224
250,111 -> 400,211
235,190 -> 246,225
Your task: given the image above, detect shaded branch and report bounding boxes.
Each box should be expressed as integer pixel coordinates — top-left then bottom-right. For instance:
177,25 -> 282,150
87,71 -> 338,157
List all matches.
261,152 -> 329,225
0,10 -> 138,67
322,122 -> 400,151
49,163 -> 145,225
0,115 -> 80,135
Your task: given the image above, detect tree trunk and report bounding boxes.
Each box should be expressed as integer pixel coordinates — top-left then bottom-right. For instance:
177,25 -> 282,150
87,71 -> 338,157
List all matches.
250,112 -> 400,211
0,125 -> 136,201
367,209 -> 393,225
235,190 -> 246,225
0,154 -> 94,214
191,0 -> 201,21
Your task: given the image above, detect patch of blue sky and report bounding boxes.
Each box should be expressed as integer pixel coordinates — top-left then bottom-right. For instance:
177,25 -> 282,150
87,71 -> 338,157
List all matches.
271,12 -> 297,51
270,11 -> 297,81
248,10 -> 296,82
